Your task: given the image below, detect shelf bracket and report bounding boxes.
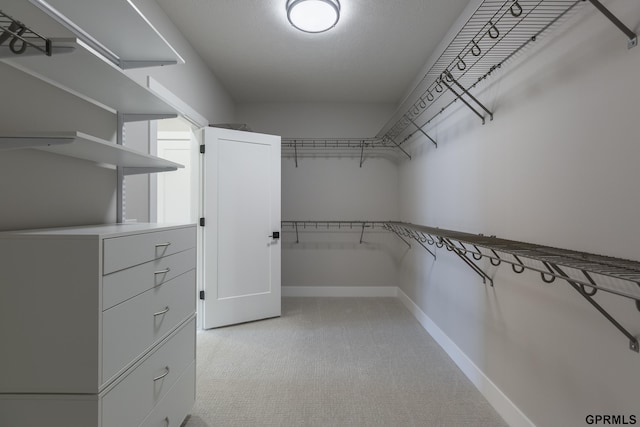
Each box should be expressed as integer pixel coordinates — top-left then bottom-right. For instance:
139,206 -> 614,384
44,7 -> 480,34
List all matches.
550,263 -> 639,353
295,221 -> 299,244
441,71 -> 493,124
412,235 -> 436,259
359,222 -> 366,244
443,238 -> 493,286
587,0 -> 638,49
359,140 -> 365,168
294,140 -> 298,168
116,113 -> 125,223
386,226 -> 411,248
407,117 -> 437,148
385,136 -> 412,160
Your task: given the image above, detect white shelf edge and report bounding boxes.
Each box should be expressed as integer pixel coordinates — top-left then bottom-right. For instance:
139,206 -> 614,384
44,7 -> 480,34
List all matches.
0,131 -> 184,172
0,134 -> 74,150
27,0 -> 184,67
1,38 -> 181,115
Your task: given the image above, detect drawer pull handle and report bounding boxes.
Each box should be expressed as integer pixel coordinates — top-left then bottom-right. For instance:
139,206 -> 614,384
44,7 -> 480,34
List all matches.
153,366 -> 170,381
154,268 -> 171,275
154,306 -> 170,316
155,242 -> 172,248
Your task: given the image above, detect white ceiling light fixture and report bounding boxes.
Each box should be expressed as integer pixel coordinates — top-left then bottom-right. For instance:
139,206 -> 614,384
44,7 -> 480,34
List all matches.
286,0 -> 341,34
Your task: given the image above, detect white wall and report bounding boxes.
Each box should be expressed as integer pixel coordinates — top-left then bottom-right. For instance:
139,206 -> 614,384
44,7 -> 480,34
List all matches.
123,0 -> 236,223
397,1 -> 640,425
125,0 -> 235,124
237,102 -> 402,288
0,63 -> 117,231
0,0 -> 234,231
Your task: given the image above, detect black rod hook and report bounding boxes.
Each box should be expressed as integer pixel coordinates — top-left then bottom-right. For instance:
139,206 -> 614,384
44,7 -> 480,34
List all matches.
490,249 -> 502,266
457,241 -> 468,255
488,21 -> 500,39
541,262 -> 556,283
435,79 -> 444,93
0,21 -> 20,47
456,55 -> 466,71
581,270 -> 599,297
510,0 -> 523,18
512,254 -> 525,274
426,90 -> 434,102
471,40 -> 481,57
472,245 -> 483,260
9,25 -> 27,54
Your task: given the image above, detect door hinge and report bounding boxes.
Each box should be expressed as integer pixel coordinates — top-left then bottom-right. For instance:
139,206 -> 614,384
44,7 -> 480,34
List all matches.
200,144 -> 205,154
199,290 -> 205,300
199,217 -> 205,227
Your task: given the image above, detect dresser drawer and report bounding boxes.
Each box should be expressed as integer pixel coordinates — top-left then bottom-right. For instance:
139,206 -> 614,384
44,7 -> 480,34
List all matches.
103,248 -> 196,310
140,361 -> 195,427
102,270 -> 196,385
103,226 -> 196,275
102,317 -> 195,427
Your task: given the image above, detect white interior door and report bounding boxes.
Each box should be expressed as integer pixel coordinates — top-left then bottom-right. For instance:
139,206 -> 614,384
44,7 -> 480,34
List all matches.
202,127 -> 281,329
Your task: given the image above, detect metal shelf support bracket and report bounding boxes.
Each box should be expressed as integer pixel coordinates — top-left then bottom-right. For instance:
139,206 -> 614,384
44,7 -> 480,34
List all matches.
550,263 -> 639,353
587,0 -> 638,49
443,238 -> 494,286
384,136 -> 412,160
407,117 -> 438,148
442,71 -> 494,124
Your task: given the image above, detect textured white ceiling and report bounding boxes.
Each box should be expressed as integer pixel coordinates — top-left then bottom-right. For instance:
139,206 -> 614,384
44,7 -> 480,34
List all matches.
155,0 -> 471,104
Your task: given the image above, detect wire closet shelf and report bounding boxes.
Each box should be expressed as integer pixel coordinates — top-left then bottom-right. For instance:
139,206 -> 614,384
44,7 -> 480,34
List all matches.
380,0 -> 637,147
381,0 -> 587,145
281,137 -> 411,167
282,220 -> 640,352
282,1 -> 636,163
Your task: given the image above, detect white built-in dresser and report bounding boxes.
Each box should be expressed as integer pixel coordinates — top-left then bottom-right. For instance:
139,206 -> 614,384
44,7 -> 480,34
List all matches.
0,223 -> 197,427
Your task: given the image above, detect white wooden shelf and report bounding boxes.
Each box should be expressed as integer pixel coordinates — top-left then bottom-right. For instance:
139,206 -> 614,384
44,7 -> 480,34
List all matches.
1,38 -> 181,115
27,0 -> 184,69
0,132 -> 183,174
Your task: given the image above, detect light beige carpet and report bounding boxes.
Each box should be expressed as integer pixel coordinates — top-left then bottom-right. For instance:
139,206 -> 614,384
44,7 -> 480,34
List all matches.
183,297 -> 507,427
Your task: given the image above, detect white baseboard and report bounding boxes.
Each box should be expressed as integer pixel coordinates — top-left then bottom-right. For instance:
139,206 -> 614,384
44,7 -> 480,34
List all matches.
397,289 -> 535,427
282,286 -> 398,298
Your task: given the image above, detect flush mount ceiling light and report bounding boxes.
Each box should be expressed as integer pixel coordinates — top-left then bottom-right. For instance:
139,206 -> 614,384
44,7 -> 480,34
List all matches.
286,0 -> 341,33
